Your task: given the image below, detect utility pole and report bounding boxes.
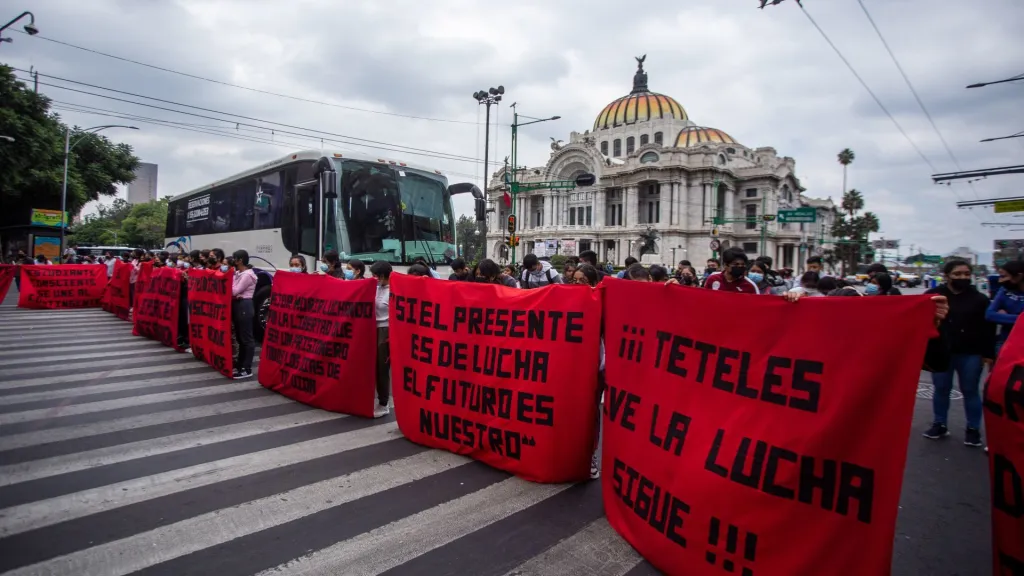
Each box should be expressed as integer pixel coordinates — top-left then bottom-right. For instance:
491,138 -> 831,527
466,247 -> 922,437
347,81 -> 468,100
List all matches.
473,87 -> 504,259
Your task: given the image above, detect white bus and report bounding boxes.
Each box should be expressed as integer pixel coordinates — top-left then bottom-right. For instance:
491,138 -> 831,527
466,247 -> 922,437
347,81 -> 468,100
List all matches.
165,149 -> 484,337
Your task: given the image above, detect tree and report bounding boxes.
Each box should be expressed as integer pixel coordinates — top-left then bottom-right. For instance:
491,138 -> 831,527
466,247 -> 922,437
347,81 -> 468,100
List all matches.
0,66 -> 139,251
120,199 -> 169,249
830,189 -> 880,276
837,148 -> 855,196
69,198 -> 134,245
455,215 -> 484,262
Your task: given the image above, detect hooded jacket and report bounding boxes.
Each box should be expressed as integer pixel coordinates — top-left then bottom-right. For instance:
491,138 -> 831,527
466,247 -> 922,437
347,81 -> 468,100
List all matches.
927,283 -> 996,357
520,260 -> 564,289
986,285 -> 1024,346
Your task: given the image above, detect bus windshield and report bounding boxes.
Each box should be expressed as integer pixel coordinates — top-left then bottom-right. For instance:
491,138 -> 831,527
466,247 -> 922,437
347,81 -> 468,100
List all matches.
326,159 -> 455,265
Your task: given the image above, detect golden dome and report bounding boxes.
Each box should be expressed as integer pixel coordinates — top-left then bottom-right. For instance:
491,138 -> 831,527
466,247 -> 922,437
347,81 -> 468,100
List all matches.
593,56 -> 688,131
674,126 -> 737,148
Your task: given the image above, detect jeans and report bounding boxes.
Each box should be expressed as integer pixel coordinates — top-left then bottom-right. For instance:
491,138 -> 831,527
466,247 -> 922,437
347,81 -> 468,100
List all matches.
376,326 -> 390,406
232,299 -> 255,372
931,353 -> 983,429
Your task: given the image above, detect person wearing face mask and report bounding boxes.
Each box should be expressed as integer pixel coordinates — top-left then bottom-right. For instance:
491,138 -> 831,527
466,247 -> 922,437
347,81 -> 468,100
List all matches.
986,259 -> 1024,356
703,248 -> 759,294
230,250 -> 258,379
288,254 -> 307,274
476,259 -> 518,288
921,259 -> 994,447
748,261 -> 772,295
866,263 -> 902,295
369,261 -> 393,418
702,258 -> 721,284
322,250 -> 344,278
189,250 -> 204,270
347,259 -> 367,280
864,271 -> 893,296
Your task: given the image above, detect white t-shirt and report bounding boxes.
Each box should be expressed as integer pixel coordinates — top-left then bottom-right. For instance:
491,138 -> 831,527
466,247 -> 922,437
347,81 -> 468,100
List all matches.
375,284 -> 390,327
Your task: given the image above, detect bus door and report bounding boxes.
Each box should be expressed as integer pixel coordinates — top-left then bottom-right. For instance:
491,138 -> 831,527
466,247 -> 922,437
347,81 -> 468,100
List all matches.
292,178 -> 320,272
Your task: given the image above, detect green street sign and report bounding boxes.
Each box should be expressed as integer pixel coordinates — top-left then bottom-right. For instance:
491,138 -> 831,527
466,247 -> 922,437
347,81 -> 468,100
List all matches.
777,207 -> 816,223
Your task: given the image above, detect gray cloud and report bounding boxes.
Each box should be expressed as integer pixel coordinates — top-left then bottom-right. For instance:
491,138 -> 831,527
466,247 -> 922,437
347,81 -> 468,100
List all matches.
4,0 -> 1022,261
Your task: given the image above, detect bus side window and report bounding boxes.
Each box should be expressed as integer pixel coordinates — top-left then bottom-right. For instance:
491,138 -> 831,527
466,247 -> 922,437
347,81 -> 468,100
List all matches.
231,179 -> 257,232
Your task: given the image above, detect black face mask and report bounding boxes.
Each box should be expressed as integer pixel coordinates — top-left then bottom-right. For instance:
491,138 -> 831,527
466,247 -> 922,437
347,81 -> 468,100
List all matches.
682,276 -> 695,286
950,278 -> 971,291
730,266 -> 746,279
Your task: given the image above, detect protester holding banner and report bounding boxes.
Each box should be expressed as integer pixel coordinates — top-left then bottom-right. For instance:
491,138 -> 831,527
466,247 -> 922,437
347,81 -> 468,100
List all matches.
231,249 -> 258,380
703,247 -> 758,294
370,260 -> 393,418
475,259 -> 517,288
347,259 -> 367,280
987,259 -> 1024,357
288,254 -> 307,274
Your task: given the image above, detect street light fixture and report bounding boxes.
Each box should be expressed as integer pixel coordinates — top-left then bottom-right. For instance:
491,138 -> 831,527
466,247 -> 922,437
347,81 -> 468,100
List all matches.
473,86 -> 504,255
60,125 -> 139,257
0,11 -> 39,44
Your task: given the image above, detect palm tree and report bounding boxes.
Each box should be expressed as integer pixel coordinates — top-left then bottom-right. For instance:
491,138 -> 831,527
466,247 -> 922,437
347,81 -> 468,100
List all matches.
840,189 -> 864,217
837,148 -> 855,194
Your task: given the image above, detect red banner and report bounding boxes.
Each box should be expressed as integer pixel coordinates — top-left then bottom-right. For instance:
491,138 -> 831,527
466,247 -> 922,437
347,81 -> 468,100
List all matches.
601,281 -> 937,576
134,260 -> 153,311
102,261 -> 132,320
17,264 -> 108,309
187,268 -> 234,378
0,264 -> 16,303
390,275 -> 603,483
984,317 -> 1024,576
133,266 -> 182,350
258,272 -> 377,417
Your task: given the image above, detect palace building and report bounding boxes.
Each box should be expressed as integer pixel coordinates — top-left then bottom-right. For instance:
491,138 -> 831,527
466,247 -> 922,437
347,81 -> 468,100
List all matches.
485,57 -> 834,271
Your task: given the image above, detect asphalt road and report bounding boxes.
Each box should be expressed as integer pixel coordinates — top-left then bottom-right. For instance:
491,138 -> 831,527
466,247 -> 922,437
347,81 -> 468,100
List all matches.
0,288 -> 990,575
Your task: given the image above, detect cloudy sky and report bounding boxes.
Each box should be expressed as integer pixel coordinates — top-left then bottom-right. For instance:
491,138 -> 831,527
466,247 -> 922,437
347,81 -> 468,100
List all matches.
4,0 -> 1022,263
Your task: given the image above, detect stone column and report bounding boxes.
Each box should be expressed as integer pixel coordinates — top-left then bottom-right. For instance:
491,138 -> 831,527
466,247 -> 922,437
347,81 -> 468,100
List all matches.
595,189 -> 606,228
625,186 -> 639,228
725,187 -> 735,227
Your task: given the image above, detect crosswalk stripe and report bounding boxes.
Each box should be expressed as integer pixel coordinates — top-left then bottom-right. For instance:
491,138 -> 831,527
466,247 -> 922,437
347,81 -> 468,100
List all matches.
0,320 -> 124,331
7,451 -> 474,576
0,336 -> 143,354
0,370 -> 227,406
0,421 -> 403,537
0,328 -> 131,343
498,518 -> 644,576
0,410 -> 347,486
0,395 -> 297,452
0,347 -> 179,374
0,382 -> 264,426
0,339 -> 160,359
0,362 -> 225,390
265,478 -> 573,576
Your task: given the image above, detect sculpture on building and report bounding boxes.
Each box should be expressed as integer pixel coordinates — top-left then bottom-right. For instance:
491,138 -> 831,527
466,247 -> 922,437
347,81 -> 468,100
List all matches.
632,55 -> 648,93
638,226 -> 659,255
549,137 -> 564,151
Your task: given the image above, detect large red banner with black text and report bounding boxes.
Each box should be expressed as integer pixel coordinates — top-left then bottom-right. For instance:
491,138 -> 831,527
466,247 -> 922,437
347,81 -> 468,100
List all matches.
187,268 -> 234,377
0,264 -> 16,303
134,260 -> 153,312
18,264 -> 107,309
984,317 -> 1024,576
258,272 -> 377,417
102,261 -> 132,320
602,280 -> 937,576
390,275 -> 603,483
133,265 -> 182,350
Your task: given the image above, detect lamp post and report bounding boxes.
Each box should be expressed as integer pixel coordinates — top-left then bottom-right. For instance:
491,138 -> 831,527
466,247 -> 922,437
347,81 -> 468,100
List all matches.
508,108 -> 561,263
474,86 -> 504,250
60,125 -> 138,258
0,11 -> 38,44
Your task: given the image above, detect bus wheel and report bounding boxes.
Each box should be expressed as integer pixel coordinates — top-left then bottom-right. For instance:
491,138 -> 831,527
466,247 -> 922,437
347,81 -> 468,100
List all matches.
254,285 -> 272,342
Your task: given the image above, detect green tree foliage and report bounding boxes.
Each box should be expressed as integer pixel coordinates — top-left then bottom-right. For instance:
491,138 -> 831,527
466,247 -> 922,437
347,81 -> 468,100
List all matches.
830,189 -> 880,276
70,198 -> 133,245
71,198 -> 168,249
0,66 -> 139,237
455,214 -> 484,262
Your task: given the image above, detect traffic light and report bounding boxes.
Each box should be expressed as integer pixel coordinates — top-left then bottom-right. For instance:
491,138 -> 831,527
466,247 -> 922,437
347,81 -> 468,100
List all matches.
508,235 -> 520,247
507,214 -> 517,235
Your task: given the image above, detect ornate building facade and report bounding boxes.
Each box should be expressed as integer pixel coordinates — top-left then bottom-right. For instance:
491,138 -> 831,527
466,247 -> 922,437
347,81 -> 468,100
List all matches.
485,58 -> 835,272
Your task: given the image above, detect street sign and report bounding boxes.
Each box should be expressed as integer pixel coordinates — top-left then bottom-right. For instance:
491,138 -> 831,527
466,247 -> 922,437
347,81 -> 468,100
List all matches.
994,200 -> 1024,214
709,239 -> 721,251
777,207 -> 816,223
871,239 -> 900,250
507,214 -> 517,235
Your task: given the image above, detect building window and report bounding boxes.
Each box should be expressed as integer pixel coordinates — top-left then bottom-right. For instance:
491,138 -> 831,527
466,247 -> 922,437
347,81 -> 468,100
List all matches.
626,137 -> 635,154
647,201 -> 660,224
746,204 -> 757,230
718,154 -> 727,166
743,242 -> 758,254
601,141 -> 608,155
654,132 -> 663,145
613,139 -> 622,157
726,147 -> 736,155
586,206 -> 592,226
745,188 -> 757,198
640,152 -> 659,164
569,209 -> 576,225
640,134 -> 649,146
579,240 -> 592,254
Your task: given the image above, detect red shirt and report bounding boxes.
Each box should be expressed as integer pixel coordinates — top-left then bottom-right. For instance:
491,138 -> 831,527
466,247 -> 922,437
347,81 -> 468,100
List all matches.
703,272 -> 760,294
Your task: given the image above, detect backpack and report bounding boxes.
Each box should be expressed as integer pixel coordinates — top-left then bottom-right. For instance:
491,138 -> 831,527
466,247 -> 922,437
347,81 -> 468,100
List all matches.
521,268 -> 554,288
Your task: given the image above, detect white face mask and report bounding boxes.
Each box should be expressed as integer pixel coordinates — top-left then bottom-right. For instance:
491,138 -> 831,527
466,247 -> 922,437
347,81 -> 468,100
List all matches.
220,265 -> 230,273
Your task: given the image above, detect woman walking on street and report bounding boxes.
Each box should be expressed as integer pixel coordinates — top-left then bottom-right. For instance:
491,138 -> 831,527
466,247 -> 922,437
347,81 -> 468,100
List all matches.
370,261 -> 393,418
230,250 -> 257,379
923,259 -> 994,447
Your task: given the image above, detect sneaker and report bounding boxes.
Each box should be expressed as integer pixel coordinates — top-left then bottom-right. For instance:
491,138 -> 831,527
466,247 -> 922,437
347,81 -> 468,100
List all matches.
964,428 -> 983,447
373,404 -> 390,418
233,368 -> 253,380
922,422 -> 949,440
590,452 -> 600,479
184,347 -> 192,354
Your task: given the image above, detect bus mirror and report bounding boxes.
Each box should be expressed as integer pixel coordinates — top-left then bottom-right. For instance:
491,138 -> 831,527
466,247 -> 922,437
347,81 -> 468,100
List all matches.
448,182 -> 483,199
474,198 -> 486,221
321,170 -> 338,199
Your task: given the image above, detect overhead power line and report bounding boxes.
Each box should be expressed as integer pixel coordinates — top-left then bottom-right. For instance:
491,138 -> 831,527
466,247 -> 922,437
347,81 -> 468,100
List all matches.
854,0 -> 979,200
12,29 -> 476,125
14,68 -> 479,162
